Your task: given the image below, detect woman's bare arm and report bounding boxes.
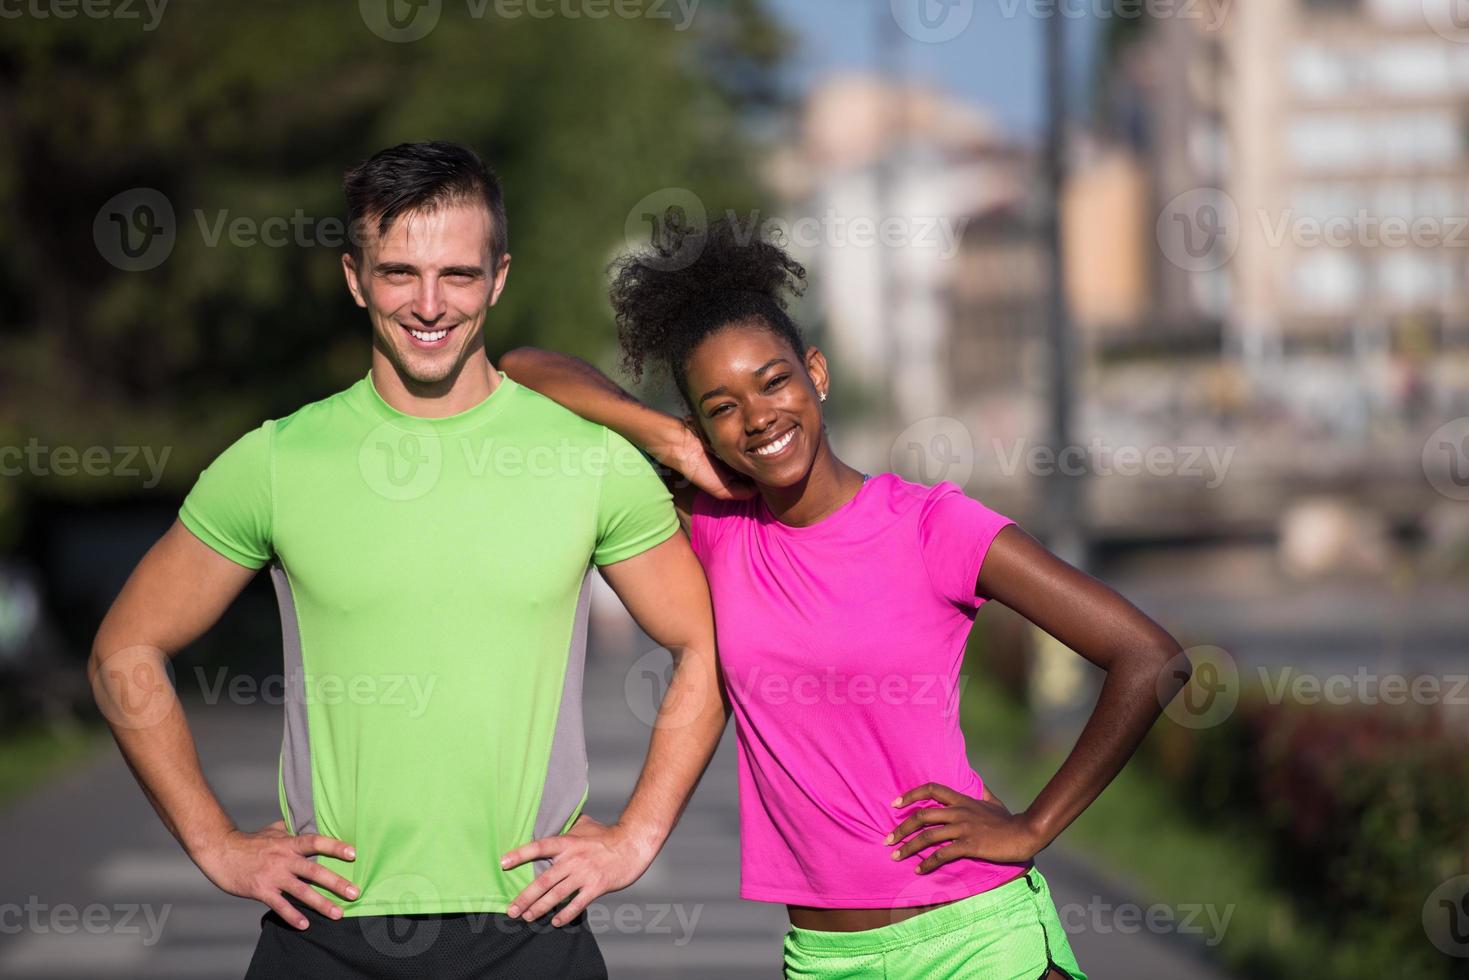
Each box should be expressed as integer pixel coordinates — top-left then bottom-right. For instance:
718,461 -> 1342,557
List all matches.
500,347 -> 752,524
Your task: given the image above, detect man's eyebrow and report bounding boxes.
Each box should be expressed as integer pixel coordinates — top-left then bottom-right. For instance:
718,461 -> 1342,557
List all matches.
697,358 -> 791,405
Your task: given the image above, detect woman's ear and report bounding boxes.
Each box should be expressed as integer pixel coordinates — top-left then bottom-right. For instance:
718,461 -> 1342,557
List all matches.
805,347 -> 831,401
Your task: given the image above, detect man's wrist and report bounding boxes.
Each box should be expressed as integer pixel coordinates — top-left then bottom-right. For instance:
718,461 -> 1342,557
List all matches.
181,815 -> 237,863
612,815 -> 671,865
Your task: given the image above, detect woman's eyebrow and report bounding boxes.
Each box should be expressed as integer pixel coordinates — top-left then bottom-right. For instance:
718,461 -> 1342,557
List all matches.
698,358 -> 792,404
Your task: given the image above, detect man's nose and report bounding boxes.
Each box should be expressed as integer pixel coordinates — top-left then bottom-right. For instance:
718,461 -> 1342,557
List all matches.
412,278 -> 446,324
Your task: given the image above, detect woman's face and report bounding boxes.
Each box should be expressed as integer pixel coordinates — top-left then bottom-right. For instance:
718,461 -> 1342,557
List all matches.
684,321 -> 830,488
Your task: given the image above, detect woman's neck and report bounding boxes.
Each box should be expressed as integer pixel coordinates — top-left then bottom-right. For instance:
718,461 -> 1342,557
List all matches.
758,433 -> 867,528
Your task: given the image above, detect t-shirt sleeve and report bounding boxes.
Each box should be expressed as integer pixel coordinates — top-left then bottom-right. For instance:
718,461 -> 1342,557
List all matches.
592,428 -> 680,566
917,482 -> 1016,609
178,421 -> 275,569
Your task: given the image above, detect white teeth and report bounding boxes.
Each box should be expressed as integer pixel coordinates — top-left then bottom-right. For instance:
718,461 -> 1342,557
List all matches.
408,327 -> 449,342
753,429 -> 795,457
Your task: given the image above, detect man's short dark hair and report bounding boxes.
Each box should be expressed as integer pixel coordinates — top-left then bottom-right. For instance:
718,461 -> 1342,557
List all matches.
343,140 -> 507,264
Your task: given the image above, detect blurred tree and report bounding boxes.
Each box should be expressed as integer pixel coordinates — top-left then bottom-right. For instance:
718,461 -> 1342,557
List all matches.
0,0 -> 784,495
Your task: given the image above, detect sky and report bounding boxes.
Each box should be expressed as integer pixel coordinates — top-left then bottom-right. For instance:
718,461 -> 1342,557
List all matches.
767,0 -> 1103,140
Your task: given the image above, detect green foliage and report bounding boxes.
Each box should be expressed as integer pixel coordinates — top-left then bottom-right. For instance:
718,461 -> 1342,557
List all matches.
962,615 -> 1469,980
0,0 -> 777,493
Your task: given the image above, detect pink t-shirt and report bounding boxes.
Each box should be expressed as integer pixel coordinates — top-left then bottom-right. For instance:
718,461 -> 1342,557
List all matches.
690,472 -> 1031,908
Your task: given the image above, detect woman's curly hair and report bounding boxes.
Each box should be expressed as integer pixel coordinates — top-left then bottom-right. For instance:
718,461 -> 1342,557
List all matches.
609,207 -> 808,406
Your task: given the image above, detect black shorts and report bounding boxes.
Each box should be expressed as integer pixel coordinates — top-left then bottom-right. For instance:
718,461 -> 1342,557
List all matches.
243,896 -> 607,979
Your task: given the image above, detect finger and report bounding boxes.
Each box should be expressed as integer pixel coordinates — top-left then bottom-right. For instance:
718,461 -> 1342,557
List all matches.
266,819 -> 287,832
500,835 -> 568,871
262,891 -> 310,930
893,782 -> 962,808
295,859 -> 361,902
295,834 -> 356,862
284,879 -> 343,921
507,866 -> 570,919
523,877 -> 580,923
893,825 -> 961,861
917,842 -> 966,875
550,891 -> 597,929
883,807 -> 956,845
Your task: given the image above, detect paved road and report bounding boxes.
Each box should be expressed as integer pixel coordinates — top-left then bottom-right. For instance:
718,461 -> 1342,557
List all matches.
0,608 -> 1236,979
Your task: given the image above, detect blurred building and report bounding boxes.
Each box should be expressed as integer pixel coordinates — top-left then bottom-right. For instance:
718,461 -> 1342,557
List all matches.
1105,0 -> 1469,429
766,75 -> 1043,428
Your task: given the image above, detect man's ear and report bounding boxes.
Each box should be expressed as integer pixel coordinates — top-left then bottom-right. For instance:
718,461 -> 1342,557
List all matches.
341,253 -> 368,309
488,252 -> 512,307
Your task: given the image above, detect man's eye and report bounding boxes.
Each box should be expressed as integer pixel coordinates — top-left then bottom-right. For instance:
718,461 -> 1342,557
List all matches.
765,374 -> 789,391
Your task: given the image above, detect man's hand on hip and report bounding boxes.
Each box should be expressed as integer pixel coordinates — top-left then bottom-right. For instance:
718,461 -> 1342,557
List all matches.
500,814 -> 656,928
193,820 -> 359,929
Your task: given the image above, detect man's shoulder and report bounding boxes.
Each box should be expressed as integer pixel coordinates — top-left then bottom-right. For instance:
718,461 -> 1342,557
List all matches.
508,382 -> 612,446
269,377 -> 371,440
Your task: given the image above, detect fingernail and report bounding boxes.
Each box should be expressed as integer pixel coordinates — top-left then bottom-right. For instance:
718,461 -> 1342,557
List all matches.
298,919 -> 309,929
507,906 -> 519,917
345,847 -> 356,859
499,857 -> 509,869
891,797 -> 901,807
331,908 -> 342,919
883,834 -> 894,845
891,850 -> 900,860
348,887 -> 360,899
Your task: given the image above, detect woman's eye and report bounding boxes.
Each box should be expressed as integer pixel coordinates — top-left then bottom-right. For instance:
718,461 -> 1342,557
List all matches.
709,404 -> 732,417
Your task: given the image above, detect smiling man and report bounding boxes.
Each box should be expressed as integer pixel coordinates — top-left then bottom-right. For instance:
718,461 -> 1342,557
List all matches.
89,141 -> 728,979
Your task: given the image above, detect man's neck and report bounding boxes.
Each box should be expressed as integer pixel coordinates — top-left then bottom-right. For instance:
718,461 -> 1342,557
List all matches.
370,350 -> 501,419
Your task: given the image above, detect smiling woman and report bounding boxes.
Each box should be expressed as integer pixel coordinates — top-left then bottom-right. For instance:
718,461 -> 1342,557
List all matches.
497,210 -> 1202,979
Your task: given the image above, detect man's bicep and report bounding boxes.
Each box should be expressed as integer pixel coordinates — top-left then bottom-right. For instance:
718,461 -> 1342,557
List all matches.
596,533 -> 713,650
96,520 -> 261,659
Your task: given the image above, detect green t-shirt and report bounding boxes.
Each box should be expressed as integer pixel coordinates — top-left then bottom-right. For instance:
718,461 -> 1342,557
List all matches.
179,370 -> 678,916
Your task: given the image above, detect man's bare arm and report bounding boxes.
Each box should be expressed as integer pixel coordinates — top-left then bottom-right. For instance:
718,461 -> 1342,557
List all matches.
92,521 -> 358,929
499,532 -> 726,925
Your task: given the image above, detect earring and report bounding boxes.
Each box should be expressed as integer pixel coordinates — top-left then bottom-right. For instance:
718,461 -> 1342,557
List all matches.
819,391 -> 827,402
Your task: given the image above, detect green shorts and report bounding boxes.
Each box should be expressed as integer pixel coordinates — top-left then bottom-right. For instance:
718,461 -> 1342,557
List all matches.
782,866 -> 1087,980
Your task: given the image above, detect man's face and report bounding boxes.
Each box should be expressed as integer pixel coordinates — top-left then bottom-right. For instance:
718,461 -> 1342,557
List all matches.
342,200 -> 510,386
